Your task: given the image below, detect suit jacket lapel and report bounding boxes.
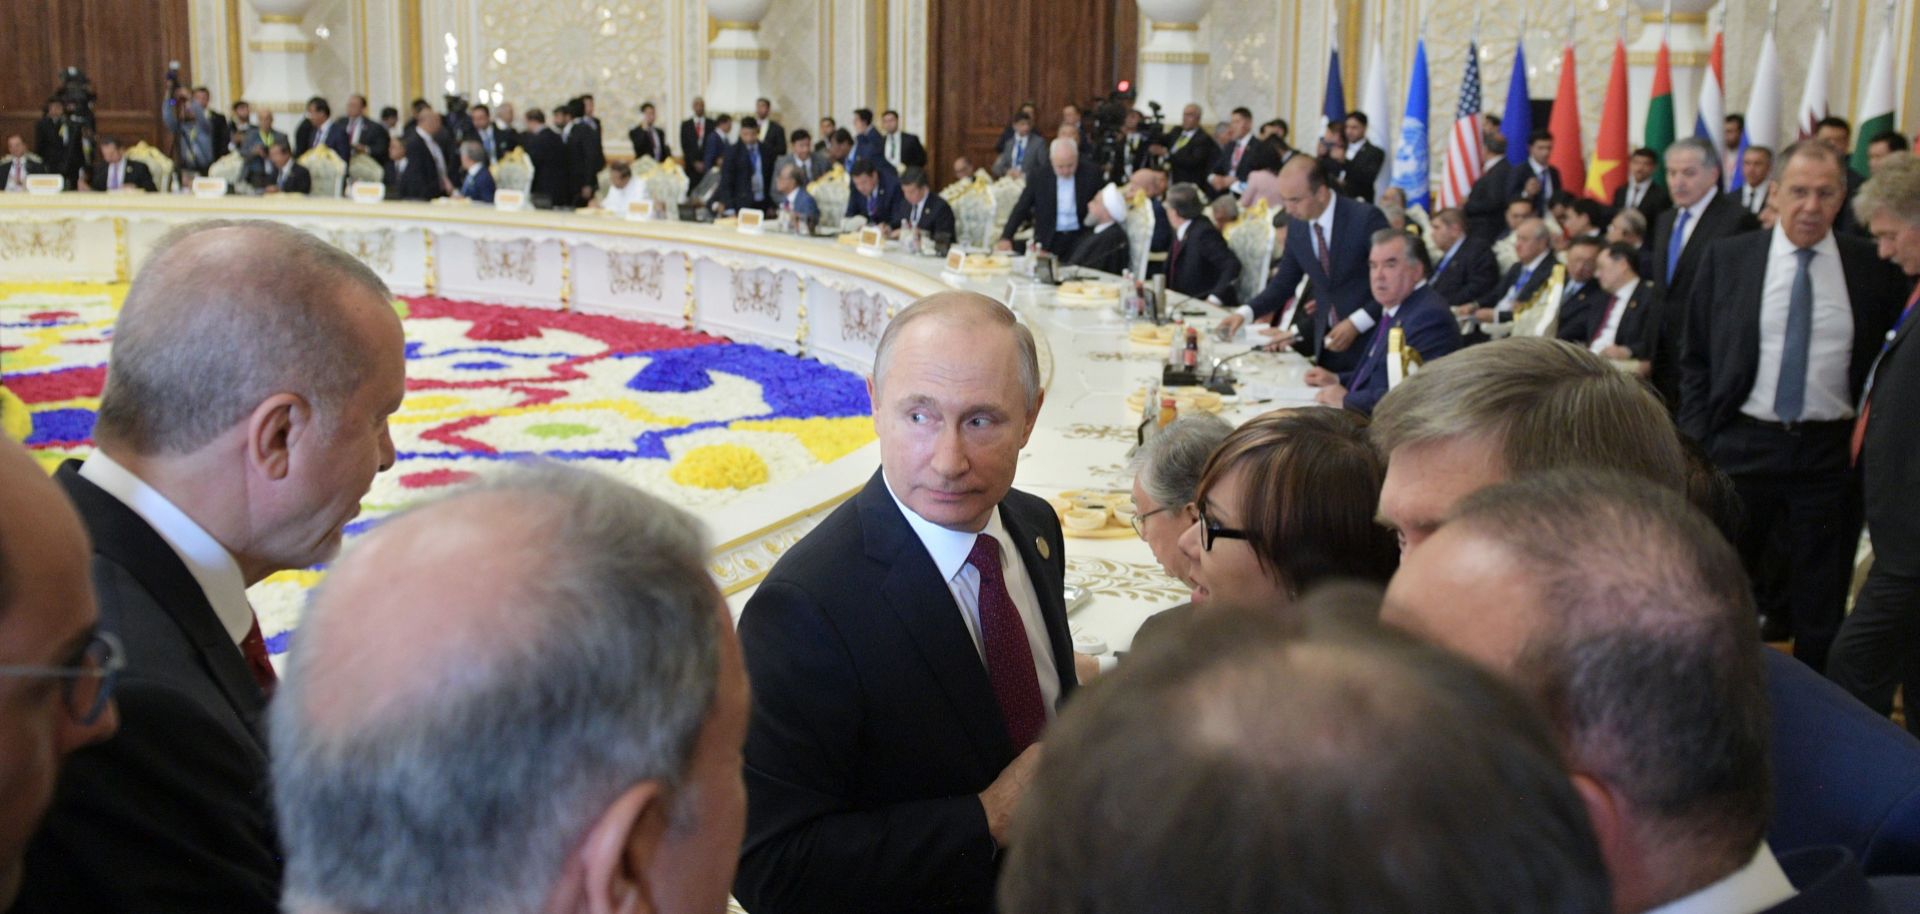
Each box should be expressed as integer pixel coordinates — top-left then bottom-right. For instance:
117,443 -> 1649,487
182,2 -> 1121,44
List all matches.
54,463 -> 268,746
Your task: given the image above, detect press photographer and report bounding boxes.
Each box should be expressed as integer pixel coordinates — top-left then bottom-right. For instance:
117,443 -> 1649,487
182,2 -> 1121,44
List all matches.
161,62 -> 215,182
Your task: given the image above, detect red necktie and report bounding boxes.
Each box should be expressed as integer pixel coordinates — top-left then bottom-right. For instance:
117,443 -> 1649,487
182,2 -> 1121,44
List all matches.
1313,222 -> 1337,319
240,616 -> 278,694
1853,284 -> 1920,464
1231,141 -> 1245,170
1591,292 -> 1623,344
1168,233 -> 1184,272
968,534 -> 1045,752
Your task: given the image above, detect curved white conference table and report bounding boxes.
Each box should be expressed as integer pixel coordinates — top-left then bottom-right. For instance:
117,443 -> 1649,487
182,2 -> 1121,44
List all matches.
0,193 -> 1316,658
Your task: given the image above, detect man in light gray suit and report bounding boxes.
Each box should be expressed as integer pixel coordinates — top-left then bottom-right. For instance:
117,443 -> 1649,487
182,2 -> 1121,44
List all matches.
772,129 -> 832,186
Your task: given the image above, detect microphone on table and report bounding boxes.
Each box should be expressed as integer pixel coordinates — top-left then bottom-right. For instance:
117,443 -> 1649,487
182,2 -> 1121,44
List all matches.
1205,347 -> 1260,394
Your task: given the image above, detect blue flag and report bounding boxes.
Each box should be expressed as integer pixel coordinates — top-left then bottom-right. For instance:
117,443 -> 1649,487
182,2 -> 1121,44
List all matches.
1502,40 -> 1532,165
1324,46 -> 1347,128
1391,39 -> 1432,210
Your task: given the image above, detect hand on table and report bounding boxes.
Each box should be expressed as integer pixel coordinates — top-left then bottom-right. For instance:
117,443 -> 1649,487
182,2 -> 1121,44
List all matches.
980,742 -> 1044,847
1313,383 -> 1349,407
1474,307 -> 1497,324
1304,366 -> 1337,387
1216,312 -> 1246,337
1324,318 -> 1359,352
994,238 -> 1014,253
1259,328 -> 1296,352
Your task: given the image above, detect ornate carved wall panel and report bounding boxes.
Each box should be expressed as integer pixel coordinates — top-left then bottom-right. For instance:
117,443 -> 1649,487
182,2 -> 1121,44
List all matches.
469,0 -> 672,140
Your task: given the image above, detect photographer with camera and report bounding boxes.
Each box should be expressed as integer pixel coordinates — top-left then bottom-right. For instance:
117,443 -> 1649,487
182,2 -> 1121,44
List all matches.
162,64 -> 213,184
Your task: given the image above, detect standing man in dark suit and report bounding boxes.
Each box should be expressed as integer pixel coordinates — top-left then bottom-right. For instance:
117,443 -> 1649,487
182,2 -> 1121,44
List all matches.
753,97 -> 787,160
559,102 -> 604,208
680,96 -> 715,182
735,293 -> 1077,914
846,158 -> 901,226
520,109 -> 569,208
629,101 -> 671,163
334,94 -> 390,166
403,108 -> 455,200
1507,130 -> 1563,216
1321,111 -> 1386,202
701,113 -> 733,180
1826,157 -> 1920,729
293,96 -> 333,158
1679,141 -> 1907,673
1222,156 -> 1390,374
773,129 -> 829,185
461,103 -> 511,166
879,110 -> 927,171
1654,136 -> 1762,404
1560,241 -> 1660,380
991,113 -> 1038,179
1428,208 -> 1502,308
1208,107 -> 1264,199
86,138 -> 156,192
12,221 -> 406,914
1738,145 -> 1775,216
1462,134 -> 1514,244
1160,182 -> 1242,306
384,136 -> 433,201
719,117 -> 775,215
996,139 -> 1102,256
1308,229 -> 1463,415
889,167 -> 956,241
1154,105 -> 1219,190
849,108 -> 885,170
1612,147 -> 1674,222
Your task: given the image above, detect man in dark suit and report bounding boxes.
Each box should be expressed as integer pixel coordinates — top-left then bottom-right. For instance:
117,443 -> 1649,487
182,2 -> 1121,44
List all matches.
1506,130 -> 1563,216
1308,229 -> 1462,415
1612,147 -> 1674,223
1737,145 -> 1775,216
1320,111 -> 1387,202
1428,208 -> 1502,308
753,97 -> 787,160
996,139 -> 1101,256
35,100 -> 78,186
774,129 -> 830,186
735,293 -> 1076,914
720,117 -> 776,214
1,133 -> 51,191
558,102 -> 604,208
1063,183 -> 1132,275
397,109 -> 452,201
461,103 -> 511,166
1470,218 -> 1560,332
1679,141 -> 1907,673
878,110 -> 927,171
1559,242 -> 1661,379
451,140 -> 495,203
1653,136 -> 1763,402
1152,105 -> 1218,190
1160,182 -> 1242,306
1462,135 -> 1514,244
629,101 -> 671,162
680,96 -> 715,181
293,96 -> 333,158
849,108 -> 885,170
260,142 -> 310,194
848,158 -> 902,226
1546,236 -> 1611,325
87,138 -> 156,192
520,109 -> 569,208
332,93 -> 390,166
12,222 -> 406,914
1224,156 -> 1390,374
1830,157 -> 1920,734
1208,107 -> 1264,198
701,113 -> 733,180
890,167 -> 955,241
384,136 -> 432,201
991,114 -> 1039,178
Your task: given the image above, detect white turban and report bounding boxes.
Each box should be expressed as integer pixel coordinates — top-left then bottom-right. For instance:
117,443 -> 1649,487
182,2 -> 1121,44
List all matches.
1098,183 -> 1128,223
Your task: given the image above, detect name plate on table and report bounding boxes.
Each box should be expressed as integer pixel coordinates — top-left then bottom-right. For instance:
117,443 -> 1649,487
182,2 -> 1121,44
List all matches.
348,181 -> 386,203
494,188 -> 527,211
625,199 -> 662,221
857,227 -> 885,256
736,209 -> 764,234
24,175 -> 64,194
191,177 -> 228,198
945,250 -> 967,272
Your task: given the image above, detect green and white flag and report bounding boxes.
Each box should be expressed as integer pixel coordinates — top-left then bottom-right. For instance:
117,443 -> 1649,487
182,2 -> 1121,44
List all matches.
1853,26 -> 1896,176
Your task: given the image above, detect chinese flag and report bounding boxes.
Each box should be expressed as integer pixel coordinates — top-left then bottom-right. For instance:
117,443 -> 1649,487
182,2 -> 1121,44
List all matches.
1585,39 -> 1630,203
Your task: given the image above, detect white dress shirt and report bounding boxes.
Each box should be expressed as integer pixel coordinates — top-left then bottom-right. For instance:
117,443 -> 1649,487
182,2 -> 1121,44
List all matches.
885,131 -> 903,170
1742,182 -> 1769,214
886,481 -> 1062,719
79,452 -> 255,646
6,158 -> 26,191
1624,178 -> 1653,209
1674,186 -> 1719,257
1053,175 -> 1081,234
1642,844 -> 1796,914
1530,158 -> 1555,200
1591,280 -> 1638,353
602,181 -> 638,213
1740,227 -> 1855,422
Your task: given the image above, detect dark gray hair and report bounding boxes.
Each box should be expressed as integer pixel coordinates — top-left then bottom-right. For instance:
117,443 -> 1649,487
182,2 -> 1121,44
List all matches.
1127,413 -> 1232,509
460,138 -> 488,166
1665,136 -> 1720,174
1001,589 -> 1611,914
872,292 -> 1041,411
1166,182 -> 1206,220
272,462 -> 722,913
1445,470 -> 1770,875
94,220 -> 392,455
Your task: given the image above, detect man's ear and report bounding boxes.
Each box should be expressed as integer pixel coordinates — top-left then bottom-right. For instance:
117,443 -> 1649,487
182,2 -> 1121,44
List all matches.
245,393 -> 309,481
581,781 -> 670,914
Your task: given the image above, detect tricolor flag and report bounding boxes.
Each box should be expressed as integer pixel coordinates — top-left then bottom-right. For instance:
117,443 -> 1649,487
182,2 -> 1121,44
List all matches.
1548,43 -> 1584,201
1853,26 -> 1895,175
1645,40 -> 1675,185
1501,40 -> 1532,165
1693,29 -> 1728,188
1441,41 -> 1484,209
1739,29 -> 1782,187
1324,42 -> 1347,132
1796,22 -> 1831,137
1391,38 -> 1432,210
1585,38 -> 1630,203
1361,33 -> 1393,200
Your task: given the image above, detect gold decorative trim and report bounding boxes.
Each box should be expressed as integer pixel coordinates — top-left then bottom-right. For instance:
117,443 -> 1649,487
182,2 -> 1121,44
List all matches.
354,0 -> 369,94
872,0 -> 888,116
1149,21 -> 1199,31
402,0 -> 423,111
1141,51 -> 1211,65
710,48 -> 772,61
113,218 -> 127,282
1641,11 -> 1707,24
249,39 -> 316,53
422,227 -> 436,295
260,13 -> 302,24
1628,51 -> 1709,67
226,0 -> 244,104
713,19 -> 760,31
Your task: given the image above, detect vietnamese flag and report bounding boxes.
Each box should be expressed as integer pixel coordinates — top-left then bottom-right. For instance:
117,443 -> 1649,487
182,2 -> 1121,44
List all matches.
1645,41 -> 1676,185
1548,44 -> 1584,203
1586,38 -> 1630,203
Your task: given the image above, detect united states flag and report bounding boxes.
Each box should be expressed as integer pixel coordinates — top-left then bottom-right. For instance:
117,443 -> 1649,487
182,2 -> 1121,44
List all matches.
1442,42 -> 1485,208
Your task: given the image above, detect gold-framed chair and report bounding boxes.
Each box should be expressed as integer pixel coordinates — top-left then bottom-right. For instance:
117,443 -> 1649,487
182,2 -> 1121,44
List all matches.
1386,324 -> 1427,390
947,178 -> 995,248
1223,199 -> 1277,304
1123,189 -> 1160,278
643,157 -> 690,219
207,152 -> 245,189
492,147 -> 534,193
808,164 -> 850,233
1513,262 -> 1567,338
347,152 -> 385,188
125,141 -> 173,193
987,175 -> 1025,242
296,145 -> 346,197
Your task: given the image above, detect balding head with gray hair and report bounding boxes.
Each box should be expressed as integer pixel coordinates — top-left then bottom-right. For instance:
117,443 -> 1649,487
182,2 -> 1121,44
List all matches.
274,462 -> 749,914
1128,413 -> 1233,511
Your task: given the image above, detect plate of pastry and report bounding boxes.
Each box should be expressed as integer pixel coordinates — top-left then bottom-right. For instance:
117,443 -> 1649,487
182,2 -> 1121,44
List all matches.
1049,490 -> 1139,539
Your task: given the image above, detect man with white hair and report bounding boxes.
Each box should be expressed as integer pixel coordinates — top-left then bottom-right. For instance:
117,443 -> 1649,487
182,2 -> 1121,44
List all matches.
273,464 -> 748,914
13,220 -> 406,914
997,137 -> 1101,255
1062,182 -> 1132,275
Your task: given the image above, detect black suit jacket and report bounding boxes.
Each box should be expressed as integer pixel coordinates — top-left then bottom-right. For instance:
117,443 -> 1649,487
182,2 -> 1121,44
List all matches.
386,156 -> 435,201
333,116 -> 391,165
1430,237 -> 1502,306
462,123 -> 513,164
1558,280 -> 1657,358
761,119 -> 788,160
523,127 -> 570,208
734,471 -> 1077,914
680,117 -> 716,176
292,118 -> 328,158
1463,158 -> 1515,244
564,120 -> 605,205
88,160 -> 156,192
1065,224 -> 1131,275
1164,218 -> 1242,306
881,131 -> 927,169
1861,286 -> 1920,573
1506,160 -> 1564,214
721,141 -> 778,212
15,464 -> 279,914
1160,127 -> 1219,189
1325,140 -> 1386,202
1478,255 -> 1561,311
1762,846 -> 1920,913
1679,230 -> 1905,449
1653,192 -> 1761,403
1001,164 -> 1102,252
891,192 -> 957,240
266,161 -> 311,194
399,133 -> 447,201
628,122 -> 671,161
1613,179 -> 1674,223
1249,196 -> 1392,372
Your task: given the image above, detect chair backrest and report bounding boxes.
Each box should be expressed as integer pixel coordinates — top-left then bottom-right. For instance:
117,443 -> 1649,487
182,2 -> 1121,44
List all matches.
988,175 -> 1025,240
1222,199 -> 1278,303
297,145 -> 346,197
809,164 -> 850,233
207,152 -> 245,187
492,147 -> 534,192
348,152 -> 384,185
950,179 -> 996,248
642,157 -> 689,219
1123,189 -> 1157,278
125,141 -> 173,192
1387,324 -> 1422,389
1513,263 -> 1567,338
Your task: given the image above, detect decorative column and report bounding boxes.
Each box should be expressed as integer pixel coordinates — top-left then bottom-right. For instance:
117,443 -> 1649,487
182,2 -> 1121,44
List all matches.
1628,0 -> 1718,148
242,0 -> 322,114
707,0 -> 774,116
1136,0 -> 1214,114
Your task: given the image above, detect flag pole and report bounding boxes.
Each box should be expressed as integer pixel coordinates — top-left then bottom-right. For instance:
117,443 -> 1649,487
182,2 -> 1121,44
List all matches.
1663,0 -> 1672,42
1620,2 -> 1629,43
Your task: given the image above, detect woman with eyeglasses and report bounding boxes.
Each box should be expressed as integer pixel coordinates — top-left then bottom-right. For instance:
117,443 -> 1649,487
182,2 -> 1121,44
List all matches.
1124,414 -> 1233,654
1177,408 -> 1398,609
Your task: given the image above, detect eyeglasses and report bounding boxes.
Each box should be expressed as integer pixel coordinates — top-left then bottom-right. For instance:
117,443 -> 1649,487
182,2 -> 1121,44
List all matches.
0,631 -> 124,725
1130,502 -> 1197,539
1194,506 -> 1251,552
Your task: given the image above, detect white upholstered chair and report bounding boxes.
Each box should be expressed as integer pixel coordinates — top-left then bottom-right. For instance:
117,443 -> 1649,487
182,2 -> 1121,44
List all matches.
296,145 -> 345,197
1123,189 -> 1158,278
125,141 -> 174,192
643,158 -> 690,218
206,152 -> 245,189
1222,199 -> 1277,304
809,165 -> 850,233
988,175 -> 1025,241
347,153 -> 384,187
493,147 -> 534,193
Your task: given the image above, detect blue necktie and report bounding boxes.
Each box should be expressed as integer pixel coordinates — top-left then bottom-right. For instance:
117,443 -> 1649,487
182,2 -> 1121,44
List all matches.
1665,208 -> 1692,285
1351,312 -> 1396,389
1775,247 -> 1816,424
1434,246 -> 1455,277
